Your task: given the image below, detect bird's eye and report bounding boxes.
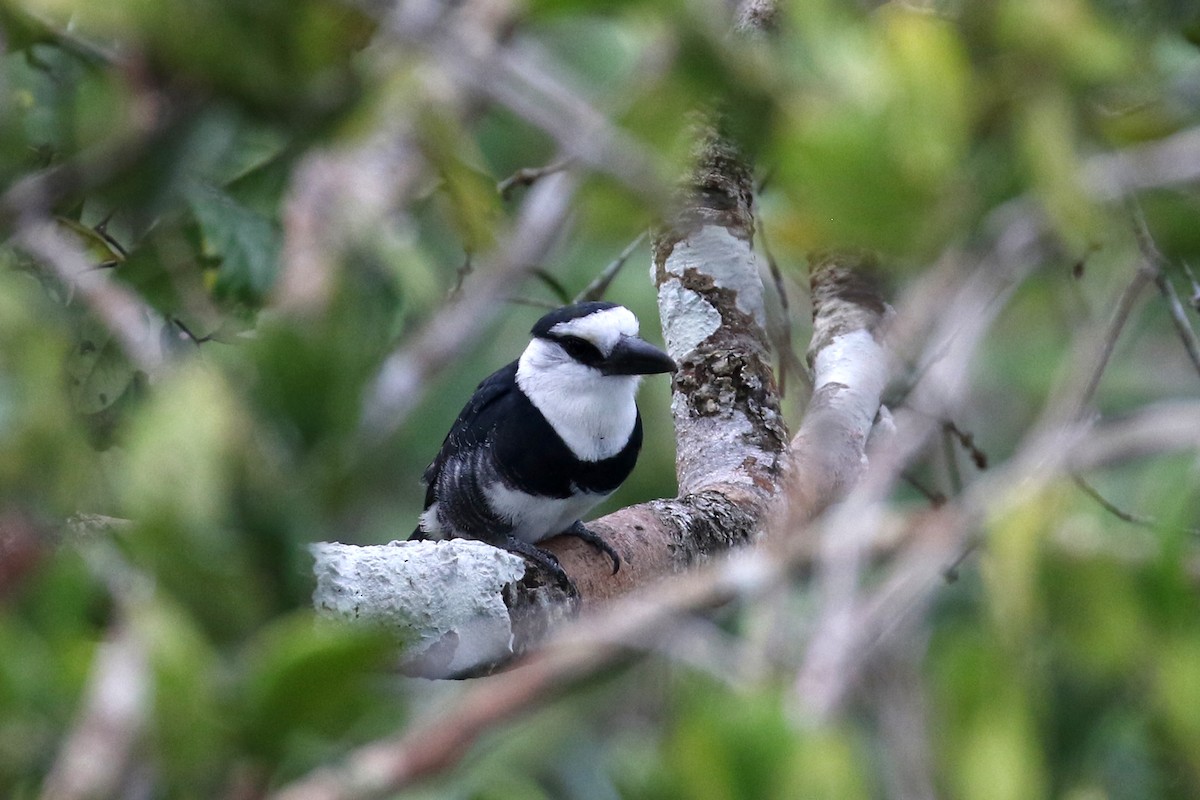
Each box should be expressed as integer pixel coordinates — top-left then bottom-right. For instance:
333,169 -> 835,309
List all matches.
558,336 -> 603,365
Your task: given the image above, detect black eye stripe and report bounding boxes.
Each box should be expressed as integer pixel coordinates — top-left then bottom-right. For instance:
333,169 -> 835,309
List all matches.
556,335 -> 604,365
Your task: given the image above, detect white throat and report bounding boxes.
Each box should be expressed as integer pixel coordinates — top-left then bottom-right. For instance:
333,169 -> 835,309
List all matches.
516,339 -> 640,462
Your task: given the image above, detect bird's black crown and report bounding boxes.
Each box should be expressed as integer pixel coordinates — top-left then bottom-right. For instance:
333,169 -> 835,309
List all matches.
530,301 -> 620,338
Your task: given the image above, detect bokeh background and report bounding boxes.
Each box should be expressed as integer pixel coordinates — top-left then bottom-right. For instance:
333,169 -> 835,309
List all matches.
2,0 -> 1200,797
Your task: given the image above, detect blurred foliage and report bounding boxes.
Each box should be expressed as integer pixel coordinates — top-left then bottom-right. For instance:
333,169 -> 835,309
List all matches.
0,0 -> 1199,796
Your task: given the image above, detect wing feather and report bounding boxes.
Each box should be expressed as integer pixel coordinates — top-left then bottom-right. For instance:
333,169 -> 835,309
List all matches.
420,361 -> 519,509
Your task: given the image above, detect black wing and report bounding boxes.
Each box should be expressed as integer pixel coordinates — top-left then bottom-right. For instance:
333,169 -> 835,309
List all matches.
411,362 -> 531,542
420,361 -> 519,507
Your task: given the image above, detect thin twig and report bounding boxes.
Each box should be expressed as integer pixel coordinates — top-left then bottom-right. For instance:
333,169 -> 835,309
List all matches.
497,158 -> 573,200
943,420 -> 988,470
940,426 -> 962,497
360,171 -> 579,437
14,220 -> 164,375
532,268 -> 572,304
940,539 -> 978,584
1072,474 -> 1200,535
449,251 -> 473,298
505,296 -> 559,310
1073,474 -> 1157,527
901,472 -> 946,507
169,317 -> 214,346
758,224 -> 809,397
1181,262 -> 1200,312
573,231 -> 646,303
1076,258 -> 1154,416
1130,205 -> 1200,381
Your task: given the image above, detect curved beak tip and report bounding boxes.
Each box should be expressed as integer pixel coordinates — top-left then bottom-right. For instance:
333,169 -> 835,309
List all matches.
604,336 -> 677,376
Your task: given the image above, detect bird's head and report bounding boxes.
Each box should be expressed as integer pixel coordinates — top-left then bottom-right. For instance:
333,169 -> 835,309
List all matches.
523,302 -> 676,378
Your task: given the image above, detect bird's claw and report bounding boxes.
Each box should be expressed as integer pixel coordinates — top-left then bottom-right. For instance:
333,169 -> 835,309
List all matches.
563,521 -> 621,575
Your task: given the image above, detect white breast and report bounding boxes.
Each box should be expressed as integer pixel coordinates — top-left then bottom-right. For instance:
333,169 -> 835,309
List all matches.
516,339 -> 640,462
484,482 -> 610,543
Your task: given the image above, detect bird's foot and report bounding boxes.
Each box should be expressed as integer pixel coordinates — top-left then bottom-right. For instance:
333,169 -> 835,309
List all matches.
497,535 -> 577,594
562,521 -> 621,575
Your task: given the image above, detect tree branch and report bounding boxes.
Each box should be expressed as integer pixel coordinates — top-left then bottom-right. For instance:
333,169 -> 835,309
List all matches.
788,250 -> 891,521
573,231 -> 646,303
359,171 -> 579,438
1131,205 -> 1200,381
39,603 -> 150,800
14,220 -> 166,376
278,395 -> 1200,800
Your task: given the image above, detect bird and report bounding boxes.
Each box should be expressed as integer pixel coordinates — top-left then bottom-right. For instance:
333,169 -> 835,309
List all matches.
410,301 -> 676,587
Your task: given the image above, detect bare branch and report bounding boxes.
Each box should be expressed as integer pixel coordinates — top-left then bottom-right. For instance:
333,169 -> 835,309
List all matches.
573,231 -> 646,303
1081,124 -> 1200,201
792,198 -> 1057,718
1070,474 -> 1199,535
1181,261 -> 1200,312
788,250 -> 892,521
758,222 -> 809,397
1076,255 -> 1154,417
14,220 -> 165,376
1131,205 -> 1200,381
38,620 -> 150,800
360,171 -> 579,438
275,128 -> 426,316
382,1 -> 668,204
497,158 -> 573,200
285,394 -> 1200,800
312,541 -> 576,678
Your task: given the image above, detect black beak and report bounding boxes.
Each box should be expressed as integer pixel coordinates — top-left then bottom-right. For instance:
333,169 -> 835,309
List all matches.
601,335 -> 677,376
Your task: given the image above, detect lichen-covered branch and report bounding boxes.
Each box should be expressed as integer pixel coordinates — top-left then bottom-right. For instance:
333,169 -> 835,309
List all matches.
788,250 -> 892,521
311,541 -> 575,678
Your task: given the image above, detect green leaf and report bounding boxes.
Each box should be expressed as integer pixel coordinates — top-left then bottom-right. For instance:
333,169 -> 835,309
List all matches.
118,366 -> 275,639
187,182 -> 281,302
130,589 -> 230,794
237,613 -> 398,765
65,316 -> 136,415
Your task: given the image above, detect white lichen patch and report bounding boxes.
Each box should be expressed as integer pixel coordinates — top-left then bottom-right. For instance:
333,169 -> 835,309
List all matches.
658,279 -> 721,356
310,539 -> 526,676
812,328 -> 889,435
663,225 -> 766,328
673,409 -> 760,495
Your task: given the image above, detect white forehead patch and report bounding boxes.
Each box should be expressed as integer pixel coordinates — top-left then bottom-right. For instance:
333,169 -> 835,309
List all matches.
549,306 -> 639,356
